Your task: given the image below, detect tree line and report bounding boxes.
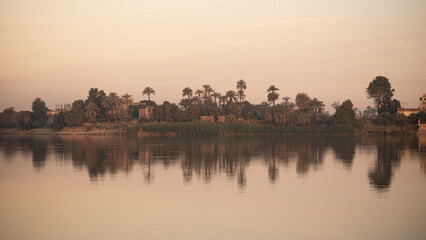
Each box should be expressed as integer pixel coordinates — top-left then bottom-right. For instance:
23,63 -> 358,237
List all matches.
0,76 -> 424,130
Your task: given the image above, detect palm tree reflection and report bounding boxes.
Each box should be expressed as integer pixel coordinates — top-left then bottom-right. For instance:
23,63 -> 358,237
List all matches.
331,137 -> 356,169
0,135 -> 421,192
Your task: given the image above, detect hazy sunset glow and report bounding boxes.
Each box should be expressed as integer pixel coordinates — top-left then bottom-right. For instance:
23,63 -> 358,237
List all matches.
1,0 -> 425,111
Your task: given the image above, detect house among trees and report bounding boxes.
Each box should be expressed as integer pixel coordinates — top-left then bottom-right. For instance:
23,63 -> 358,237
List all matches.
135,101 -> 154,120
421,93 -> 426,111
217,116 -> 226,123
47,104 -> 71,125
397,93 -> 426,116
200,116 -> 214,122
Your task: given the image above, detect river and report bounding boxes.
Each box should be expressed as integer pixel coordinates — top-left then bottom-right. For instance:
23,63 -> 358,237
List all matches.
1,135 -> 425,240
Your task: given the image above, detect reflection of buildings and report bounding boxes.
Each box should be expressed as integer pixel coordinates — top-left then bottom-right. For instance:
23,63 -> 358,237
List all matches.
419,120 -> 426,135
418,135 -> 426,175
420,157 -> 426,175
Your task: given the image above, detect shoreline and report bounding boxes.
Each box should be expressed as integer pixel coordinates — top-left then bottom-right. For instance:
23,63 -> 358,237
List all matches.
0,122 -> 418,136
0,128 -> 120,136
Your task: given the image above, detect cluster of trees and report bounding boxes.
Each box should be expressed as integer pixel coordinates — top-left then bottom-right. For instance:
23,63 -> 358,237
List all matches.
0,88 -> 138,130
0,98 -> 48,130
363,76 -> 425,127
53,89 -> 137,129
152,81 -> 248,122
150,81 -> 347,127
1,76 -> 424,130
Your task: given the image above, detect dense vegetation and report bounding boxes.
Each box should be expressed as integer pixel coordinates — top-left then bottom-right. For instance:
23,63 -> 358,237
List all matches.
0,76 -> 424,135
126,122 -> 356,136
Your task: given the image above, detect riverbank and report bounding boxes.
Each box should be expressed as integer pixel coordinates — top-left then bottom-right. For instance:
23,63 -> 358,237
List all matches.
0,127 -> 120,135
125,122 -> 413,136
0,122 -> 418,136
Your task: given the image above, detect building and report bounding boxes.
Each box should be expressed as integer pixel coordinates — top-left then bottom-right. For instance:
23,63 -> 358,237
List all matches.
132,101 -> 156,120
217,116 -> 226,123
200,116 -> 214,122
46,110 -> 60,125
397,107 -> 420,116
138,106 -> 154,120
136,103 -> 154,120
420,93 -> 426,111
397,93 -> 425,116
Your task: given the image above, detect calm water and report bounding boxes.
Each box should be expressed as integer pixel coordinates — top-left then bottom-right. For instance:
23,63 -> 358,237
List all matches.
1,135 -> 426,240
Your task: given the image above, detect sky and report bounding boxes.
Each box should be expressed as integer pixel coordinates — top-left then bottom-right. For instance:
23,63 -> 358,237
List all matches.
0,0 -> 425,111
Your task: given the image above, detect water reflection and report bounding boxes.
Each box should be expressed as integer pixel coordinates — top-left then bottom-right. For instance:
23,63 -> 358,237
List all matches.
331,137 -> 355,168
367,136 -> 418,191
418,135 -> 426,175
0,135 -> 422,191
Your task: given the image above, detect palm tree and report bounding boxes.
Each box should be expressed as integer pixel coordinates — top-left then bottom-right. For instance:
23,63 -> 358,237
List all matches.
236,89 -> 246,117
192,96 -> 200,103
282,96 -> 291,103
121,93 -> 133,110
310,98 -> 325,119
202,84 -> 213,100
101,96 -> 113,123
108,92 -> 121,116
267,92 -> 279,106
267,85 -> 279,93
179,98 -> 192,111
219,95 -> 227,108
211,92 -> 220,105
267,85 -> 279,106
182,87 -> 193,99
295,92 -> 310,111
331,101 -> 341,111
109,92 -> 118,98
226,90 -> 238,103
85,102 -> 99,123
236,79 -> 247,104
296,111 -> 310,126
142,86 -> 155,103
109,92 -> 124,115
116,108 -> 128,122
195,89 -> 203,100
237,90 -> 246,103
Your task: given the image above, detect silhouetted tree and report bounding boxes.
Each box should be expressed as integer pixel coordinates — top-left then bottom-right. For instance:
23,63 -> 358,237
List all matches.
335,99 -> 355,125
31,98 -> 48,128
65,100 -> 85,126
295,92 -> 310,111
142,86 -> 155,103
182,87 -> 193,99
267,85 -> 279,106
366,76 -> 398,114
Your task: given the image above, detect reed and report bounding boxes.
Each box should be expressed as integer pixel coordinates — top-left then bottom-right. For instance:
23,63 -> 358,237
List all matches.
124,122 -> 356,136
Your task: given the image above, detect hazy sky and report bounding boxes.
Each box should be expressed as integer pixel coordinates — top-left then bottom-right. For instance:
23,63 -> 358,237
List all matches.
1,0 -> 425,111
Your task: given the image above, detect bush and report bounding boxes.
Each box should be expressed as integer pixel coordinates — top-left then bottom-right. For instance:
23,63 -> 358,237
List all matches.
375,112 -> 394,126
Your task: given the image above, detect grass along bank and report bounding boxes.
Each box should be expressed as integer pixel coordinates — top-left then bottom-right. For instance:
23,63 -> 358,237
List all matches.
124,122 -> 357,136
